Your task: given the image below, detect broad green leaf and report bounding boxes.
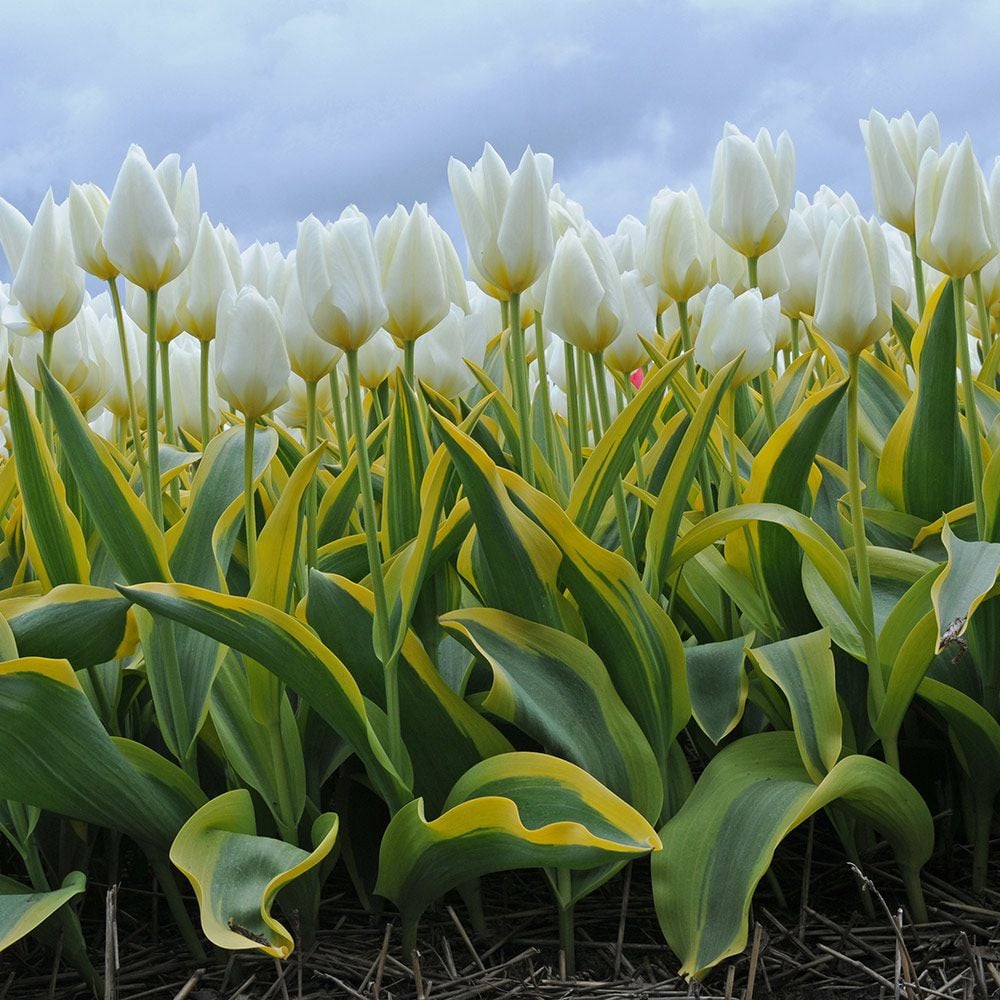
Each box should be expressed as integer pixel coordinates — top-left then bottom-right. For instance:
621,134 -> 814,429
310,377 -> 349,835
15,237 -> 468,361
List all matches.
644,357 -> 741,596
931,520 -> 1000,652
0,871 -> 86,952
743,379 -> 847,632
879,281 -> 972,519
383,373 -> 431,553
170,789 -> 337,958
0,657 -> 203,848
653,731 -> 933,979
442,607 -> 663,822
375,752 -> 660,954
685,634 -> 751,744
6,366 -> 90,589
567,354 -> 685,535
501,470 -> 689,811
119,583 -> 411,811
749,629 -> 842,781
0,584 -> 137,667
433,416 -> 564,629
304,572 -> 511,815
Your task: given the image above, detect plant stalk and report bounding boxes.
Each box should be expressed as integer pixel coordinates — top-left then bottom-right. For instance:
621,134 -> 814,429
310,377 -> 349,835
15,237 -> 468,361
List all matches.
108,277 -> 147,481
952,276 -> 987,538
507,292 -> 535,485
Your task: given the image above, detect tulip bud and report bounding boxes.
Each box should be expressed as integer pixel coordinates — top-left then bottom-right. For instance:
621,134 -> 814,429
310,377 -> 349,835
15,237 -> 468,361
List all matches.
713,233 -> 788,299
814,215 -> 892,354
915,136 -> 997,279
860,110 -> 939,236
296,213 -> 388,352
448,144 -> 554,294
709,123 -> 795,258
214,286 -> 290,418
12,308 -> 90,393
606,270 -> 655,373
644,186 -> 713,303
9,192 -> 86,335
694,284 -> 780,383
543,223 -> 625,354
94,307 -> 145,420
69,182 -> 118,281
375,204 -> 452,341
241,241 -> 285,300
0,198 -> 31,276
126,279 -> 185,343
282,274 -> 342,382
275,371 -> 334,431
178,215 -> 237,341
103,145 -> 200,290
355,328 -> 401,388
413,304 -> 485,398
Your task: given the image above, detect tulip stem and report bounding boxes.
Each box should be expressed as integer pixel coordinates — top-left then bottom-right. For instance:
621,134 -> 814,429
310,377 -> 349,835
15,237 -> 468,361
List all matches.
108,278 -> 147,481
679,299 -> 717,515
159,342 -> 176,446
757,370 -> 777,434
534,314 -> 557,464
40,330 -> 54,449
952,276 -> 987,537
747,255 -> 759,290
199,340 -> 211,447
346,349 -> 401,768
305,378 -> 319,571
592,351 -> 638,569
556,868 -> 576,978
507,292 -> 535,485
243,416 -> 258,581
328,370 -> 351,467
564,342 -> 583,476
403,340 -> 415,387
909,233 -> 926,319
847,353 -> 886,721
790,317 -> 801,360
971,268 -> 995,359
145,290 -> 163,527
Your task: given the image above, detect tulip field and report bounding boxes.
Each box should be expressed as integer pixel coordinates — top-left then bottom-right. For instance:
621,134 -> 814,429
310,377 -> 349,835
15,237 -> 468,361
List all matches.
1,111 -> 1000,996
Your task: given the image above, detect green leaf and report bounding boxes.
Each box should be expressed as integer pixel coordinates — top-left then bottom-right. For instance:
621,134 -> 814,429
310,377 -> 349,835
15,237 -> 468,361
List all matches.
6,365 -> 90,588
931,520 -> 1000,652
383,373 -> 431,552
375,752 -> 660,954
748,629 -> 843,781
0,657 -> 203,848
685,634 -> 751,745
653,731 -> 933,979
170,789 -> 338,958
0,871 -> 86,952
441,607 -> 662,822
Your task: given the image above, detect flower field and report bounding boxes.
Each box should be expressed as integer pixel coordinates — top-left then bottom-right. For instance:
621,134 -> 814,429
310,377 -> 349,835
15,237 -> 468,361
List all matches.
0,111 -> 999,995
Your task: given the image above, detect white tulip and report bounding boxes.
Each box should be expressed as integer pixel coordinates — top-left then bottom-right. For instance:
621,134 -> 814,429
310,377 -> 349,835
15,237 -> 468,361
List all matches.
283,274 -> 342,383
694,284 -> 780,383
645,186 -> 713,303
413,304 -> 490,398
170,338 -> 220,437
241,241 -> 285,300
103,145 -> 200,291
860,110 -> 939,236
448,144 -> 554,294
606,270 -> 655,373
69,182 -> 117,281
355,328 -> 401,388
214,286 -> 290,418
178,215 -> 237,342
0,198 -> 31,276
275,371 -> 334,431
126,279 -> 185,343
814,215 -> 893,354
713,233 -> 788,299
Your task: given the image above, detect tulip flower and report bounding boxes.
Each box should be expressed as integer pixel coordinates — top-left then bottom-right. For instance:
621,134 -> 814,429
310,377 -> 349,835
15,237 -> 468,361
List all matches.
413,304 -> 490,399
0,197 -> 31,276
68,183 -> 117,281
355,328 -> 401,390
645,187 -> 713,306
606,270 -> 655,374
694,285 -> 780,384
709,123 -> 796,262
169,338 -> 220,441
374,204 -> 452,380
241,241 -> 285,299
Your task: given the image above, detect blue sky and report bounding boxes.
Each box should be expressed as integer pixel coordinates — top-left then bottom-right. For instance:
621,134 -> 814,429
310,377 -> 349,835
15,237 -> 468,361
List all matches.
2,0 -> 997,253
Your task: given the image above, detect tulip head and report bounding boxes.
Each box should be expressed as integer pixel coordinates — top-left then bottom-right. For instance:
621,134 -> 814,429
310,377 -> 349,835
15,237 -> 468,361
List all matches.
282,273 -> 342,383
448,144 -> 554,295
814,215 -> 892,355
355,328 -> 401,389
694,284 -> 780,383
543,223 -> 625,355
915,136 -> 997,279
178,215 -> 238,342
709,123 -> 796,258
644,186 -> 713,303
69,182 -> 118,281
296,213 -> 388,353
214,286 -> 290,418
860,110 -> 939,236
606,270 -> 655,373
103,145 -> 200,291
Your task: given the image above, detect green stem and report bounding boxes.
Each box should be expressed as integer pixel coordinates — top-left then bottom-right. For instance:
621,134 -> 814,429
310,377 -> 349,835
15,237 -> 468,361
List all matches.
108,277 -> 147,481
556,868 -> 575,978
972,268 -> 995,360
41,329 -> 54,450
507,292 -> 535,485
757,369 -> 777,434
678,299 -> 716,515
747,255 -> 759,289
564,342 -> 583,476
145,289 -> 163,527
403,340 -> 415,387
328,370 -> 351,467
500,298 -> 509,332
952,276 -> 987,537
909,233 -> 926,319
790,316 -> 801,360
158,341 -> 176,446
305,379 -> 319,572
199,339 -> 211,447
150,858 -> 207,961
244,417 -> 257,581
346,350 -> 400,769
847,353 -> 885,720
534,314 -> 557,464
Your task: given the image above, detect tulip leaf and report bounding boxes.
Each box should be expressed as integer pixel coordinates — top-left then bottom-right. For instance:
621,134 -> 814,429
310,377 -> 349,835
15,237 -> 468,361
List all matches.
0,870 -> 86,953
170,789 -> 338,958
685,634 -> 751,745
652,731 -> 933,979
383,373 -> 431,552
931,520 -> 1000,652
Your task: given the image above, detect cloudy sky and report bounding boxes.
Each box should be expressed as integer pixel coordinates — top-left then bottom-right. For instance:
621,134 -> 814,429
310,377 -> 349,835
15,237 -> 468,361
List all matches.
2,0 -> 997,254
